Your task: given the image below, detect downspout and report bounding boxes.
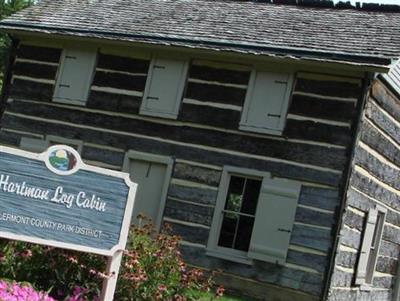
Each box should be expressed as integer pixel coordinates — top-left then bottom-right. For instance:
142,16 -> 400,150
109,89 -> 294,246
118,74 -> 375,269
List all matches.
0,36 -> 18,120
321,71 -> 373,301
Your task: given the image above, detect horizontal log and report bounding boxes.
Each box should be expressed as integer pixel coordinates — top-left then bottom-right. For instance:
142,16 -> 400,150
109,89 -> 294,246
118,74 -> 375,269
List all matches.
284,119 -> 352,146
380,240 -> 400,258
295,78 -> 362,99
328,289 -> 390,301
342,208 -> 364,232
97,53 -> 149,73
1,114 -> 341,186
185,82 -> 246,106
354,146 -> 400,191
286,249 -> 329,274
17,44 -> 61,63
339,227 -> 361,250
373,276 -> 394,289
172,162 -> 222,187
295,206 -> 336,228
383,225 -> 400,245
165,220 -> 209,245
330,268 -> 353,287
189,64 -> 250,85
372,80 -> 400,121
92,71 -> 147,92
376,256 -> 398,275
335,249 -> 357,269
7,101 -> 347,171
291,224 -> 333,252
289,94 -> 356,122
163,198 -> 214,226
81,145 -> 125,167
9,79 -> 53,102
359,121 -> 400,167
0,130 -> 22,147
180,244 -> 324,296
87,90 -> 142,115
298,187 -> 340,212
350,171 -> 400,212
168,184 -> 217,205
13,62 -> 58,80
365,101 -> 400,145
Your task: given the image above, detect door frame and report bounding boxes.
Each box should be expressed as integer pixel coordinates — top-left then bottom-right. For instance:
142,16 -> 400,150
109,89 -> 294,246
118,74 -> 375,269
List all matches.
122,150 -> 174,230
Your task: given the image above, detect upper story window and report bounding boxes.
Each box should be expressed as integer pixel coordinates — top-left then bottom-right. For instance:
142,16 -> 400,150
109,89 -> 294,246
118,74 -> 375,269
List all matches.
140,56 -> 189,119
207,166 -> 301,265
240,70 -> 294,135
53,47 -> 97,106
355,206 -> 387,288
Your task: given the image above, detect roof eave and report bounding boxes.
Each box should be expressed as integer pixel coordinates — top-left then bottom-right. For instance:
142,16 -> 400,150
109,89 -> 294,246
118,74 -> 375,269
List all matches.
0,24 -> 393,73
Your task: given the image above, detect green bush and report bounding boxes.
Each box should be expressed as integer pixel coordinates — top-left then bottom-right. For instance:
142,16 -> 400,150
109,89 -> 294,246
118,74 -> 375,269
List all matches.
0,218 -> 223,300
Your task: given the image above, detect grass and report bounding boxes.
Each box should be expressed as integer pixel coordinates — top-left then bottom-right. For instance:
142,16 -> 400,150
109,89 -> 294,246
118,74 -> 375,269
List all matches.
187,290 -> 252,301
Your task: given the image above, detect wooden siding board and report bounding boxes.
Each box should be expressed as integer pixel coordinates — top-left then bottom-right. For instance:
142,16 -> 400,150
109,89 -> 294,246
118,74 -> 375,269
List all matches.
173,162 -> 222,187
93,71 -> 147,92
295,206 -> 336,228
379,240 -> 400,258
185,82 -> 246,106
6,101 -> 348,171
343,209 -> 365,232
365,101 -> 400,145
372,80 -> 400,122
298,187 -> 340,212
335,249 -> 357,269
163,198 -> 214,226
339,227 -> 361,250
168,184 -> 218,205
354,146 -> 400,191
16,44 -> 61,63
13,62 -> 58,80
87,91 -> 142,114
9,79 -> 54,102
180,245 -> 324,296
165,220 -> 209,245
189,64 -> 250,85
290,224 -> 332,252
81,145 -> 125,167
295,78 -> 361,99
96,53 -> 149,73
359,121 -> 400,167
1,113 -> 342,186
376,256 -> 398,275
289,94 -> 356,122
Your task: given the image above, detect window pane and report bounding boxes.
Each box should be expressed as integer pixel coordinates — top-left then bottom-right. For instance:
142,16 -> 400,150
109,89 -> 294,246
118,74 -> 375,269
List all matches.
234,216 -> 255,251
224,176 -> 245,212
241,179 -> 261,215
218,212 -> 238,249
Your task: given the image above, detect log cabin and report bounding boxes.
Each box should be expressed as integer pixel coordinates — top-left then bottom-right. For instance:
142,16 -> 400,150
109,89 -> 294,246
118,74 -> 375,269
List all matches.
0,1 -> 400,300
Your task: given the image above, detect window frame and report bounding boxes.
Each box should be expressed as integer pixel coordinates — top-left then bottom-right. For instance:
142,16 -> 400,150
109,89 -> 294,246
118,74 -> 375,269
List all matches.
139,55 -> 189,120
355,205 -> 387,289
239,69 -> 294,136
53,47 -> 97,106
45,135 -> 83,154
206,166 -> 271,265
122,150 -> 174,231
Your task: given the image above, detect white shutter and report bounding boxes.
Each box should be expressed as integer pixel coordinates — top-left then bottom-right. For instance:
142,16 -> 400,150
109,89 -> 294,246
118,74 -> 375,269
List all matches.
19,137 -> 49,153
240,70 -> 293,135
53,48 -> 97,105
140,57 -> 188,119
248,177 -> 301,264
355,208 -> 378,285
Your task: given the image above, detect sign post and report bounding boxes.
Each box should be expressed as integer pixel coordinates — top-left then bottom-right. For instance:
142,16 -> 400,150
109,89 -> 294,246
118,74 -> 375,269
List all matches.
0,145 -> 137,301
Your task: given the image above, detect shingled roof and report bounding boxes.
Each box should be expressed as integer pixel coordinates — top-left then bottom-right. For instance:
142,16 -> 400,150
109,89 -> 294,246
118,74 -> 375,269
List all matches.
1,0 -> 400,67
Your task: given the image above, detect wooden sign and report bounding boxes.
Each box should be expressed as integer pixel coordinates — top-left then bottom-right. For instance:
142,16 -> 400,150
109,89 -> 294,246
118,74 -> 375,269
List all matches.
0,145 -> 137,300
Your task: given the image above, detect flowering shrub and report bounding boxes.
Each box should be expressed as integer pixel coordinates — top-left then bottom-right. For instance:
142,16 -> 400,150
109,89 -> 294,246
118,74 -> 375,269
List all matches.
0,280 -> 55,301
0,217 -> 223,300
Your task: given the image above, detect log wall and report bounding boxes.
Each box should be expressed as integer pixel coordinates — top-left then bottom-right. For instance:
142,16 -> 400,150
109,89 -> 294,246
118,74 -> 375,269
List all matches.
0,43 -> 365,301
327,80 -> 400,301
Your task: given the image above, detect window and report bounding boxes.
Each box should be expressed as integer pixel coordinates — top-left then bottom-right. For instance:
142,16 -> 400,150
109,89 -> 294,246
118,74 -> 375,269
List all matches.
140,56 -> 189,119
53,47 -> 97,105
207,166 -> 301,265
355,206 -> 387,287
240,70 -> 293,135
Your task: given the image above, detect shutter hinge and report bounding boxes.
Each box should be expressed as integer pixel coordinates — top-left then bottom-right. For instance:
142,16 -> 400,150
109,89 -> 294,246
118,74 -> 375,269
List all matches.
154,65 -> 166,69
275,80 -> 287,84
267,113 -> 281,118
59,84 -> 70,88
278,228 -> 291,233
65,56 -> 77,59
147,96 -> 159,100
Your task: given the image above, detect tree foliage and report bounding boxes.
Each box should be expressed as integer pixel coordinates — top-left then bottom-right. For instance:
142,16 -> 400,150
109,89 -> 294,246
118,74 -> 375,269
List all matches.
0,0 -> 34,89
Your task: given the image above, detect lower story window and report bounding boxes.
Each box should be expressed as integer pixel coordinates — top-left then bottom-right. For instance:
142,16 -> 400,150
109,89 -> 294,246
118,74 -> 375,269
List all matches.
207,166 -> 301,265
218,175 -> 261,252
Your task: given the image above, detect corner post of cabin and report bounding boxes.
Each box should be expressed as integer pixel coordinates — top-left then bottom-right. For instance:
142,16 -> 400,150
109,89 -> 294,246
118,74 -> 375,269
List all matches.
100,250 -> 124,301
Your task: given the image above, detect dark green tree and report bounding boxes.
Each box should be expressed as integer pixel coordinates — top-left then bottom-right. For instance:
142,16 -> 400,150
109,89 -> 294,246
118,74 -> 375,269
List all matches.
0,0 -> 34,89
